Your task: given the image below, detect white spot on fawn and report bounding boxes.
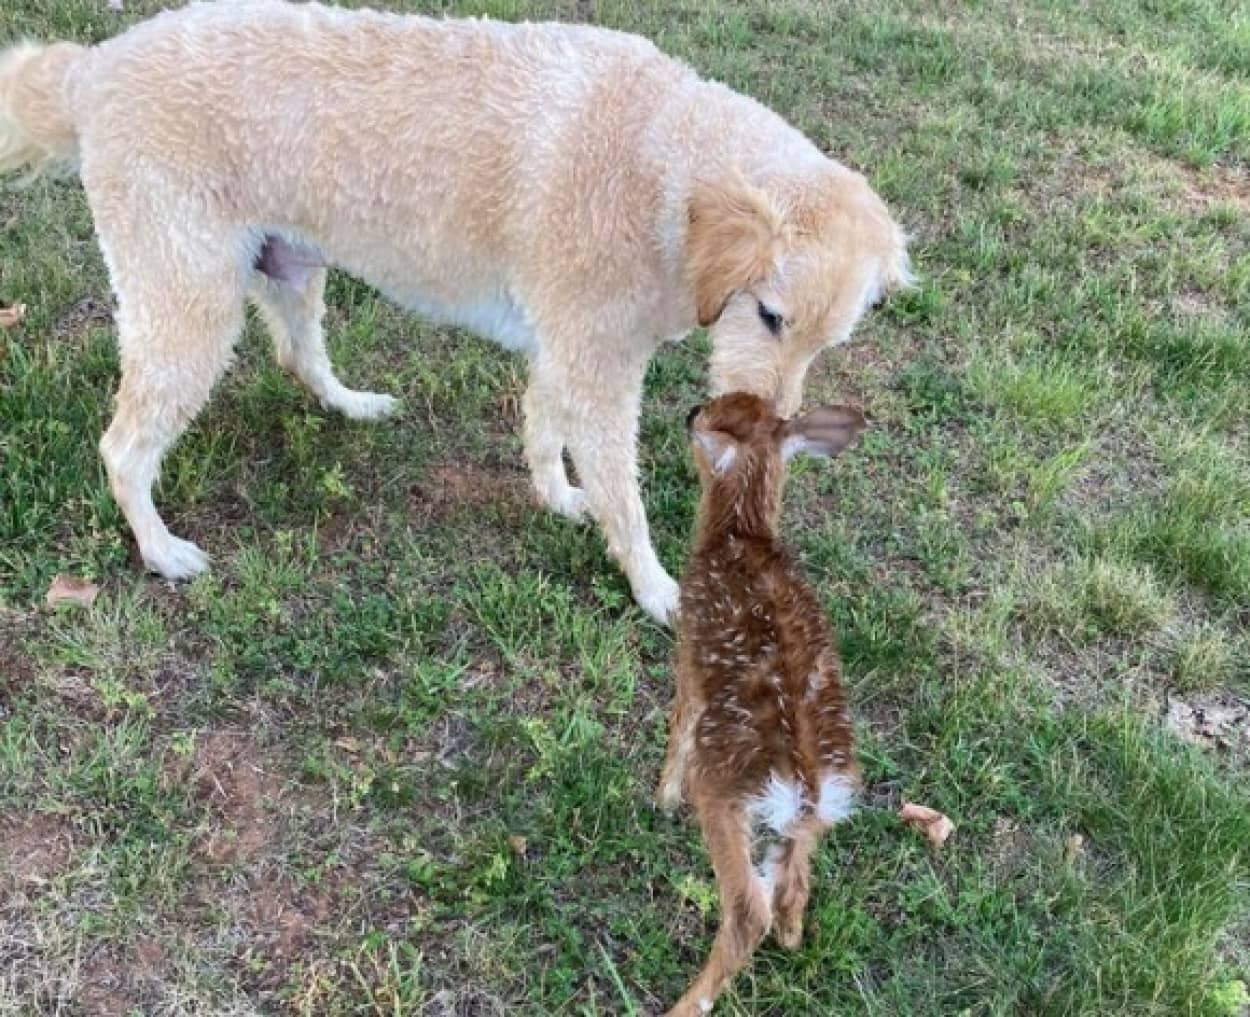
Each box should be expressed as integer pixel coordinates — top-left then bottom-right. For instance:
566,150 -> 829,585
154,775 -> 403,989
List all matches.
747,773 -> 804,834
817,773 -> 857,824
747,772 -> 857,835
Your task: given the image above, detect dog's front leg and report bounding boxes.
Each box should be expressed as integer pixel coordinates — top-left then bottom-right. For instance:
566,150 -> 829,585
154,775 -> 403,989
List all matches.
523,373 -> 587,521
543,357 -> 678,625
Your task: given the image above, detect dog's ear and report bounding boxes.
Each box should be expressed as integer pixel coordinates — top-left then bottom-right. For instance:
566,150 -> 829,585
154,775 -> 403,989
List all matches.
781,405 -> 866,461
687,178 -> 785,327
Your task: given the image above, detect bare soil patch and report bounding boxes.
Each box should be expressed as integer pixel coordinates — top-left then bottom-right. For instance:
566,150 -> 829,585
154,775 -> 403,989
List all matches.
1181,163 -> 1250,214
1166,692 -> 1250,755
52,294 -> 113,342
238,874 -> 338,993
412,462 -> 530,518
0,811 -> 74,884
178,730 -> 284,865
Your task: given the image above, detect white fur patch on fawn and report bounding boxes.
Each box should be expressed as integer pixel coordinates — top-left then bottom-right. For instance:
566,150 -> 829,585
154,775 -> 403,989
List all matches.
817,773 -> 857,824
747,771 -> 857,836
757,840 -> 786,894
747,773 -> 805,835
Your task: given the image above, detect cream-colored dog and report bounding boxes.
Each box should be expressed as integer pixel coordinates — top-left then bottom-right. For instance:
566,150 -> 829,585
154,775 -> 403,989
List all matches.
0,1 -> 910,623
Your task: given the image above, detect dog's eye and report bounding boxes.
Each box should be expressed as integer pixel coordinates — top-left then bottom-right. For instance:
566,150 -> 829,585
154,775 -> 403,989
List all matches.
758,301 -> 783,336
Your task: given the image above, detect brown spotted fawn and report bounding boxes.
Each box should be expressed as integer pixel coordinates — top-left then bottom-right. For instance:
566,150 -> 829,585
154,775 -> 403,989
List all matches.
657,391 -> 866,1017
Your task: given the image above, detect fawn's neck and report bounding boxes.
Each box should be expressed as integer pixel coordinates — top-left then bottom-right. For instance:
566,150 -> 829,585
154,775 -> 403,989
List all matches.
693,488 -> 781,554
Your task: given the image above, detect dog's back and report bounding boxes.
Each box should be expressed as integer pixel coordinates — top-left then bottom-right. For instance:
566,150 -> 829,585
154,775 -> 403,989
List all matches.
67,2 -> 685,231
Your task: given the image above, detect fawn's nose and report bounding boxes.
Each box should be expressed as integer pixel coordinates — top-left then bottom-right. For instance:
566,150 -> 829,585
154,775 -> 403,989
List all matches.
685,404 -> 703,432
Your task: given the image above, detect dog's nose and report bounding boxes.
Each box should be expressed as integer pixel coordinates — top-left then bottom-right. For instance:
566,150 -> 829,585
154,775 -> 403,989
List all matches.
685,404 -> 703,432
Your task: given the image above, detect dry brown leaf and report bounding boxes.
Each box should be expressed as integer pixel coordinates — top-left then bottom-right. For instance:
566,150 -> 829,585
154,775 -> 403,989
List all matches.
507,835 -> 528,857
45,575 -> 100,609
334,736 -> 361,754
899,802 -> 955,848
0,304 -> 26,328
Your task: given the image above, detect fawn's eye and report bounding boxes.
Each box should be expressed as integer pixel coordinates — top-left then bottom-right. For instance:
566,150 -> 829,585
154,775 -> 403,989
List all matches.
758,301 -> 783,336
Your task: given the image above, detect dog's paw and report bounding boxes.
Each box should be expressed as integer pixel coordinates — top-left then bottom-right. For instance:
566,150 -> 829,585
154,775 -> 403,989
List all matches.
330,390 -> 400,421
635,572 -> 679,626
547,484 -> 588,522
531,476 -> 589,522
655,779 -> 684,814
143,535 -> 209,580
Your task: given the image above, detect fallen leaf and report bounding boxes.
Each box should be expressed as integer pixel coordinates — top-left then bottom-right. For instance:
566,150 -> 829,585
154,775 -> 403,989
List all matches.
334,736 -> 361,754
899,802 -> 955,848
45,575 -> 100,609
507,835 -> 528,857
1065,833 -> 1085,862
0,303 -> 26,328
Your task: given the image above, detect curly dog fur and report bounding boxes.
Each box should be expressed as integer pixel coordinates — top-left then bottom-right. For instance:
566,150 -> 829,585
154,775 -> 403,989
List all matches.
0,1 -> 910,622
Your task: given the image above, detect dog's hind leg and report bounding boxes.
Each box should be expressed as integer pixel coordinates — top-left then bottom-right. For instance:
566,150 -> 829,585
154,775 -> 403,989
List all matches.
250,250 -> 398,421
93,214 -> 250,580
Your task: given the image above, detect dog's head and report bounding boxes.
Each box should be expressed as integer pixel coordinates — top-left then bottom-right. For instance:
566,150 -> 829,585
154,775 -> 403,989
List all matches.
687,169 -> 911,417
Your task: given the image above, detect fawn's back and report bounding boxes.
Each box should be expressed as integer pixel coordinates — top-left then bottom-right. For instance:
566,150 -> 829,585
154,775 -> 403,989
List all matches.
681,531 -> 856,830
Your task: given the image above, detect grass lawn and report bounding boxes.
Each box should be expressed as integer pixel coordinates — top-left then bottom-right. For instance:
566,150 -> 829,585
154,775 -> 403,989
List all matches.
2,0 -> 1249,1013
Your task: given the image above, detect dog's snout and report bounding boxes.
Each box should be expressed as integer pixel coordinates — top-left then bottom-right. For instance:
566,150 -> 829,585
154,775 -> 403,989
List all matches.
685,404 -> 703,432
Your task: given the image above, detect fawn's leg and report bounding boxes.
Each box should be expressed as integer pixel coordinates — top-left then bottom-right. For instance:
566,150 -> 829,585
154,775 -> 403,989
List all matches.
667,798 -> 770,1017
768,816 -> 827,949
657,697 -> 699,811
658,650 -> 701,811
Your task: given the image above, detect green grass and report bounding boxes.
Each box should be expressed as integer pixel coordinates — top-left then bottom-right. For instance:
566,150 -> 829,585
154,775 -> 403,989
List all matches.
2,0 -> 1249,1014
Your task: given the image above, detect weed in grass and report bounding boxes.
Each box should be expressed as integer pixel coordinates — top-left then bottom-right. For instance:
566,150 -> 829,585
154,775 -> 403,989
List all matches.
1166,622 -> 1240,693
1024,554 -> 1175,642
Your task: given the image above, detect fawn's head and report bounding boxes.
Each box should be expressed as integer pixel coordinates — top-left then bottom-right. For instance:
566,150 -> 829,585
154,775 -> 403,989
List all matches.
686,392 -> 866,544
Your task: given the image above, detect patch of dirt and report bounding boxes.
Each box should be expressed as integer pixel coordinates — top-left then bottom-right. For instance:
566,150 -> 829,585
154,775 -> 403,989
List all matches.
987,815 -> 1035,877
0,644 -> 37,704
1170,288 -> 1228,321
51,295 -> 114,341
427,989 -> 509,1016
1165,692 -> 1250,755
1180,163 -> 1250,214
77,979 -> 135,1017
0,606 -> 40,702
177,730 -> 284,864
240,876 -> 337,989
74,938 -> 168,1017
0,811 -> 74,884
411,462 -> 530,518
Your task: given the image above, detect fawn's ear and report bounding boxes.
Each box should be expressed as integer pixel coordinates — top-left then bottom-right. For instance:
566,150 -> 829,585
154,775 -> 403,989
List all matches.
693,428 -> 738,475
781,405 -> 867,461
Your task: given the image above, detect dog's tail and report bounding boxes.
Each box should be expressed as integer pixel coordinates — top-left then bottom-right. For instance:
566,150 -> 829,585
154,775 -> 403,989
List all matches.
0,41 -> 87,180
